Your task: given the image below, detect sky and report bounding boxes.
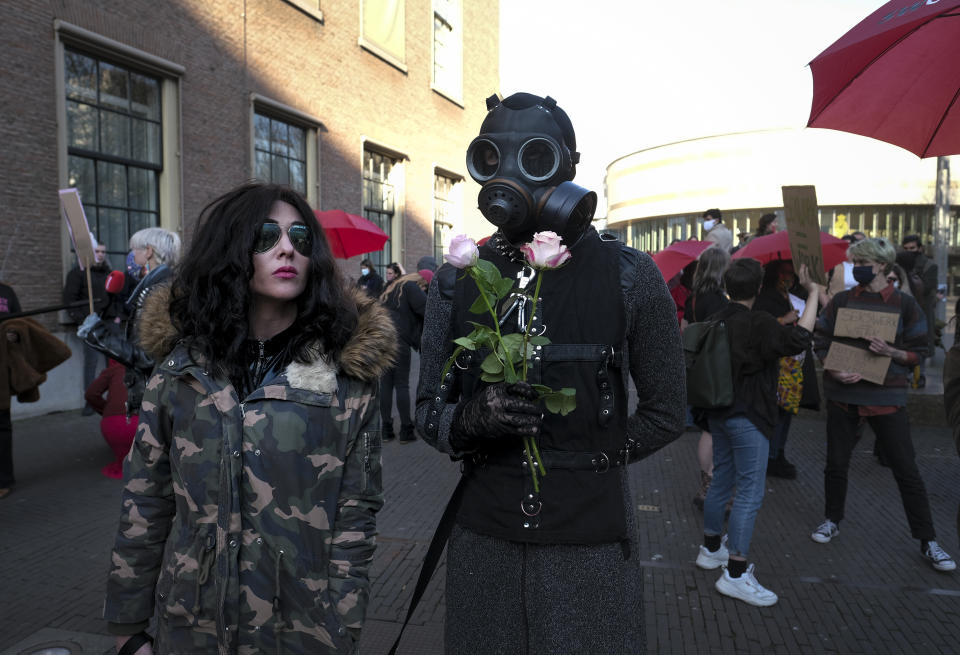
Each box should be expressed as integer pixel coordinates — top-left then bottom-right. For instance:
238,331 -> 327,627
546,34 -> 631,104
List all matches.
499,0 -> 887,215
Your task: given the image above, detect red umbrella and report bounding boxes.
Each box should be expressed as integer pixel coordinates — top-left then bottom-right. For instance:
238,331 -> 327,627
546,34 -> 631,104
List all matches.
652,240 -> 713,281
313,209 -> 388,259
807,1 -> 960,158
732,230 -> 849,271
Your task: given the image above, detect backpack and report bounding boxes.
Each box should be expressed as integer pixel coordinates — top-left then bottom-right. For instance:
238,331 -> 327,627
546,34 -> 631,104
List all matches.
682,319 -> 734,409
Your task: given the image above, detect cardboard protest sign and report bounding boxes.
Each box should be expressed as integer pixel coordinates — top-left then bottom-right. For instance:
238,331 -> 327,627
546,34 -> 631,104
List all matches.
59,188 -> 96,315
833,308 -> 899,343
823,341 -> 890,385
782,185 -> 826,285
59,188 -> 95,269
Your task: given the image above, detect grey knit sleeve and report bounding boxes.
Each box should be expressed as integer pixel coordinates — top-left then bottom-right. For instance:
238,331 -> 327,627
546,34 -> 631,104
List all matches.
622,246 -> 686,459
415,265 -> 462,457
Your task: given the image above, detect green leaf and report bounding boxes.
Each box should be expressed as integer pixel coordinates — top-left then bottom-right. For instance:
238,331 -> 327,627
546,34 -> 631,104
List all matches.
480,353 -> 504,375
541,387 -> 577,416
481,370 -> 505,383
473,258 -> 501,284
453,337 -> 476,350
468,293 -> 490,315
531,384 -> 553,395
494,277 -> 516,299
529,336 -> 550,346
500,332 -> 525,357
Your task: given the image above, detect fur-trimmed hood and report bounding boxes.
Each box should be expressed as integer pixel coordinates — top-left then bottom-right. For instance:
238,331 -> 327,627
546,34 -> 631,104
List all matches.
138,283 -> 396,385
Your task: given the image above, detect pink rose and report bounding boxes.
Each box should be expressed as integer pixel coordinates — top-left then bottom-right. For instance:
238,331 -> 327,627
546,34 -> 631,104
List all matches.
443,234 -> 480,269
520,231 -> 572,269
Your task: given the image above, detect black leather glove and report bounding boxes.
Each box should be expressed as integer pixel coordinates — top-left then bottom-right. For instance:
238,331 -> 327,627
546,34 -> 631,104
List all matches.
450,381 -> 542,452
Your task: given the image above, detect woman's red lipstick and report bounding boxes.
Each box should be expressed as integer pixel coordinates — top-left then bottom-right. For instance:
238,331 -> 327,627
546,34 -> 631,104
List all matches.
273,266 -> 297,279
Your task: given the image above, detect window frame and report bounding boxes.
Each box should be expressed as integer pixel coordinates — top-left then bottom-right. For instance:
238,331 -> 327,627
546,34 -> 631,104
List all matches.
359,0 -> 408,73
282,0 -> 324,22
431,0 -> 463,105
55,20 -> 183,275
362,141 -> 407,274
433,167 -> 463,263
250,95 -> 324,206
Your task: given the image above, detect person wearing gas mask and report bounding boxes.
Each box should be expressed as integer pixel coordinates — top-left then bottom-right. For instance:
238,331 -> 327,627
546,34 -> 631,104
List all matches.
415,93 -> 686,654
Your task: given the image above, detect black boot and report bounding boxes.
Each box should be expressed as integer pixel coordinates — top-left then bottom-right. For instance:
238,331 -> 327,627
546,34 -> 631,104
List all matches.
398,425 -> 417,444
383,424 -> 395,442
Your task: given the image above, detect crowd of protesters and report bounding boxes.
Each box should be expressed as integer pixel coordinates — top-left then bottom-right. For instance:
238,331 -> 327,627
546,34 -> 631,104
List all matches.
667,208 -> 956,609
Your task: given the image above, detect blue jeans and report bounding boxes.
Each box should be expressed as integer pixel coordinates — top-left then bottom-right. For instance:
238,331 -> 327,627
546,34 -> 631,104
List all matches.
704,414 -> 770,558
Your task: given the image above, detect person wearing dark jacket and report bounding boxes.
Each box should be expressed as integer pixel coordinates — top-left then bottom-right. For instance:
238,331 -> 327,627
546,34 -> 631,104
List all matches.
0,281 -> 22,499
682,246 -> 730,510
811,237 -> 955,572
900,235 -> 938,388
379,269 -> 428,443
416,93 -> 685,654
63,240 -> 114,414
357,258 -> 383,298
753,259 -> 808,479
79,227 -> 181,419
694,258 -> 820,607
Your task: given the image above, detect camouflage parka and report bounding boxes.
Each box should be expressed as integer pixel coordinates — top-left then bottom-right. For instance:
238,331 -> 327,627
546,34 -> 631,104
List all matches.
104,286 -> 396,654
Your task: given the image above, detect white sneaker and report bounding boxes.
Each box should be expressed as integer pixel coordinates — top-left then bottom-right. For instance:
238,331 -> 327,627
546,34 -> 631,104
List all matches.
715,564 -> 778,607
922,541 -> 957,572
811,519 -> 839,544
696,536 -> 729,570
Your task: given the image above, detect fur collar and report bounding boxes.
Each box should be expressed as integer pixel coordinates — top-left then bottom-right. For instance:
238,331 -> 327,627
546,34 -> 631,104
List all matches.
139,284 -> 396,390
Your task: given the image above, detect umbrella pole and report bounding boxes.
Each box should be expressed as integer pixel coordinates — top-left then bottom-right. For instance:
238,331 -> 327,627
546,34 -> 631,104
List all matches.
935,156 -> 951,323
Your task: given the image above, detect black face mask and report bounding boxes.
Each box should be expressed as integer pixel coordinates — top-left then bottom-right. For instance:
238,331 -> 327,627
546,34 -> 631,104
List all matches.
466,93 -> 596,246
852,265 -> 877,286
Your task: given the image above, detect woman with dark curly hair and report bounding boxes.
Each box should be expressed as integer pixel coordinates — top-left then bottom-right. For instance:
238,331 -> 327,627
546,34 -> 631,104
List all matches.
103,182 -> 395,654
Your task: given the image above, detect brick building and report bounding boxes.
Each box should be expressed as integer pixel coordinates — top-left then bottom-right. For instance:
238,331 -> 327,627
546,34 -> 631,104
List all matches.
0,0 -> 499,415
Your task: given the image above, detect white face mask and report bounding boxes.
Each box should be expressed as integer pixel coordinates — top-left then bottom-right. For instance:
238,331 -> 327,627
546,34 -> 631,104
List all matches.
361,268 -> 370,276
703,219 -> 717,232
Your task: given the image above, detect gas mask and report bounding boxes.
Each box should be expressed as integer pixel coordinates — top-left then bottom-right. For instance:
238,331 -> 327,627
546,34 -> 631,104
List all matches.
466,93 -> 596,246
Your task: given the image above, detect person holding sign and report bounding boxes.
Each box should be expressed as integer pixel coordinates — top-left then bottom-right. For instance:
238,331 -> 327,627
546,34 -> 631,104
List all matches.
811,238 -> 955,572
694,259 -> 821,607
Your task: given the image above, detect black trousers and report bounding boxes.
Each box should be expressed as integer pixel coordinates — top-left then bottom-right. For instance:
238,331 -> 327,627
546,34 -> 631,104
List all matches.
379,344 -> 412,434
824,402 -> 935,540
0,409 -> 13,488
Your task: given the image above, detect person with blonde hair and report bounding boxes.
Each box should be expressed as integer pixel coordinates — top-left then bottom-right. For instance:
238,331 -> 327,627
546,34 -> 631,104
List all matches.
79,226 -> 181,417
811,237 -> 955,572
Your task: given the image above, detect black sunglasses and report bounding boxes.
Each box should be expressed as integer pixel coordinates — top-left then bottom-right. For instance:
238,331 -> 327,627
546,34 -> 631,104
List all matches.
254,222 -> 312,256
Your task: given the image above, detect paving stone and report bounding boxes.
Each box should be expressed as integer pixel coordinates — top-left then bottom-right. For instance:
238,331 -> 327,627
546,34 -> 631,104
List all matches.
2,386 -> 959,653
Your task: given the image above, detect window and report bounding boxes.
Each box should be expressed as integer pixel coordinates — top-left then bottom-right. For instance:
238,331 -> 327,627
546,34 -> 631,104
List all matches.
433,171 -> 460,263
432,0 -> 462,102
64,48 -> 162,265
254,113 -> 308,195
361,0 -> 406,70
282,0 -> 323,21
363,149 -> 401,273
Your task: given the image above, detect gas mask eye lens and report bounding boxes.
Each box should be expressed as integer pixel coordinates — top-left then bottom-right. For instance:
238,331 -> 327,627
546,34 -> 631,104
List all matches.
468,138 -> 500,181
518,138 -> 560,182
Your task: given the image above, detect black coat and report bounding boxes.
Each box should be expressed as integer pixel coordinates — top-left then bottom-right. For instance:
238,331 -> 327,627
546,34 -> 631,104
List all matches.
705,303 -> 810,438
63,262 -> 114,323
381,277 -> 427,349
357,272 -> 384,298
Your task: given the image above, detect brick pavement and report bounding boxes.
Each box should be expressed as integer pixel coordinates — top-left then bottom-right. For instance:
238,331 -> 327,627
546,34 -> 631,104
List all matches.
2,406 -> 959,654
